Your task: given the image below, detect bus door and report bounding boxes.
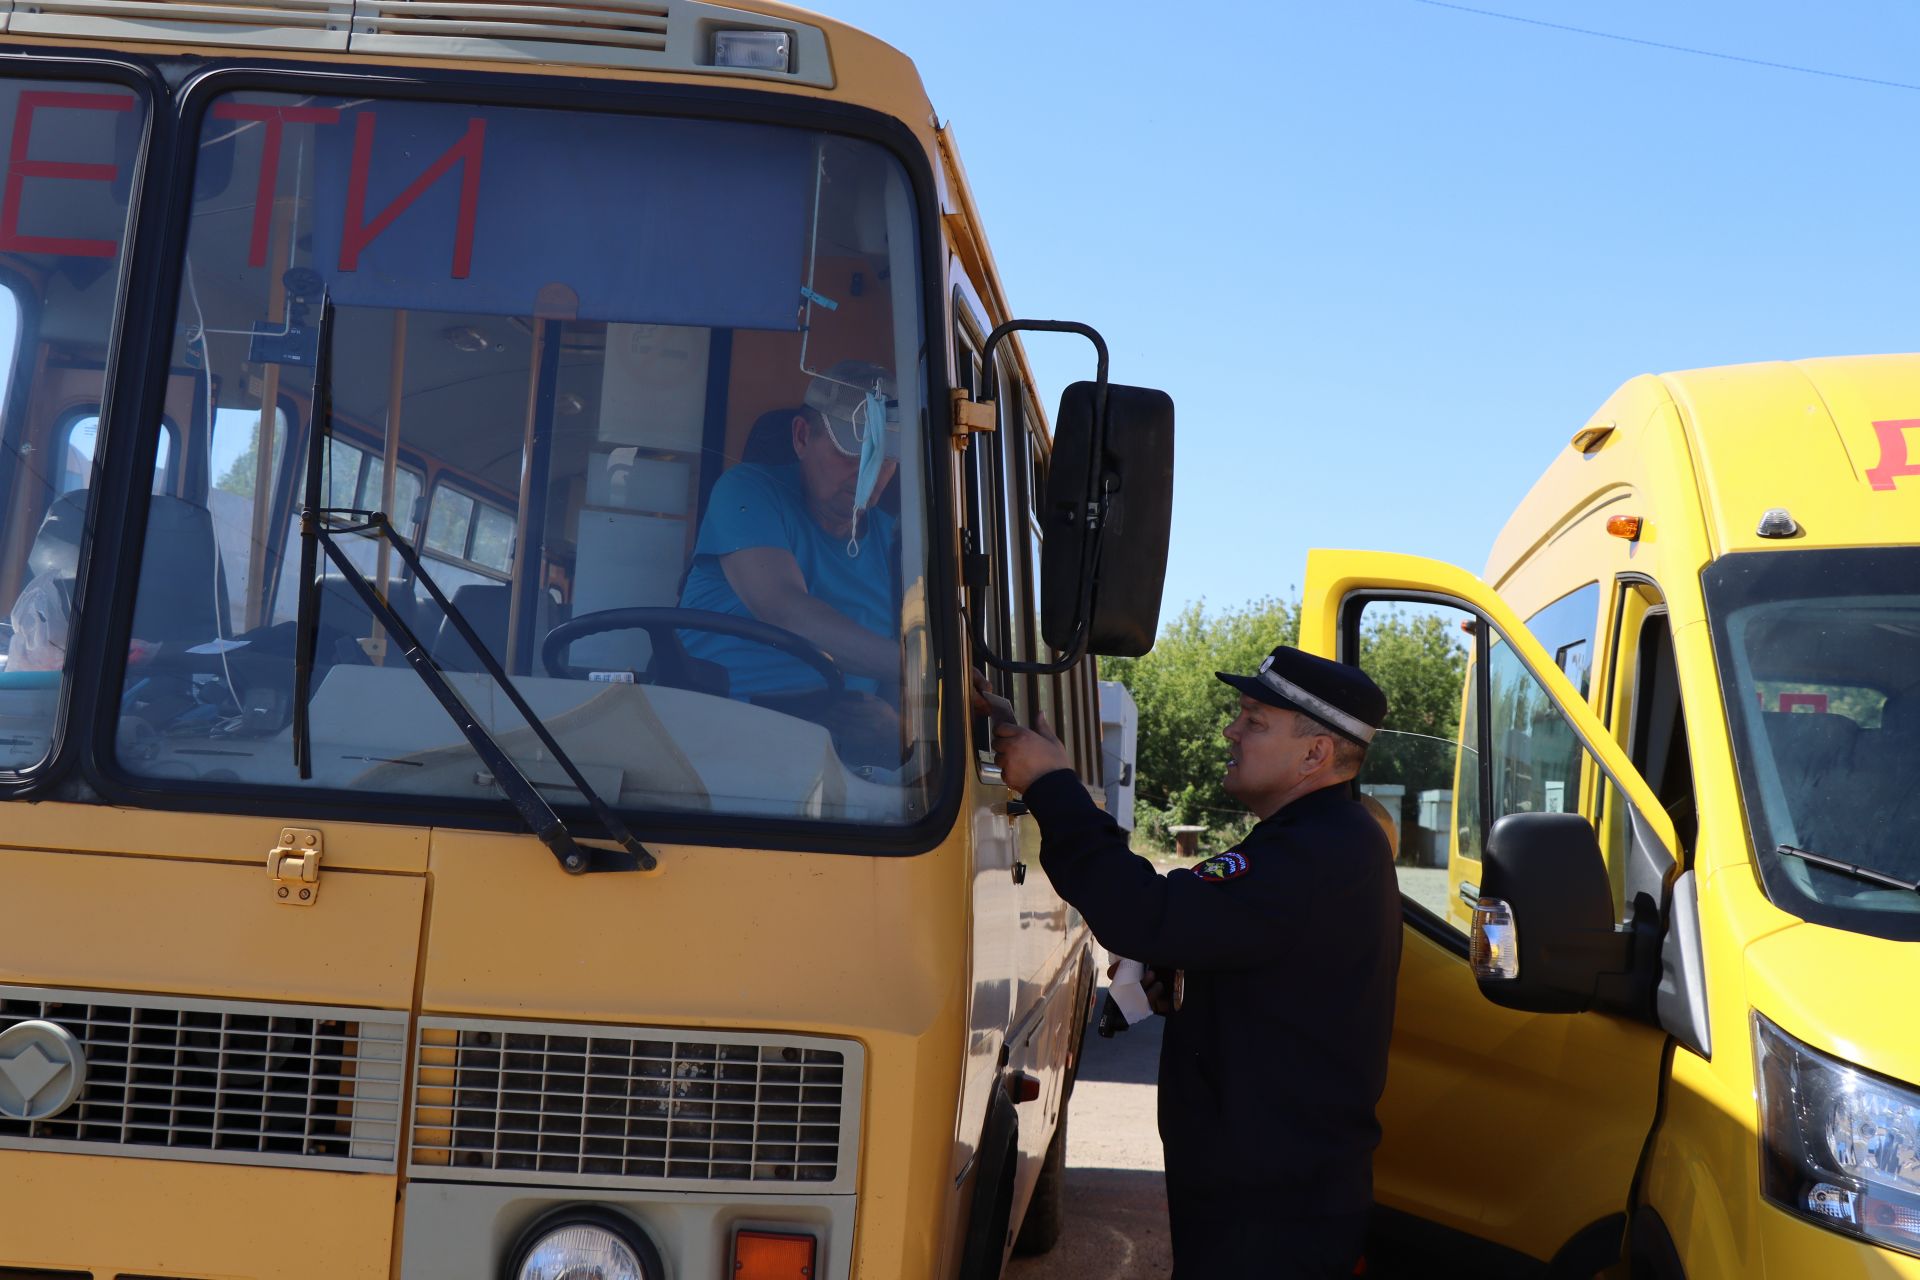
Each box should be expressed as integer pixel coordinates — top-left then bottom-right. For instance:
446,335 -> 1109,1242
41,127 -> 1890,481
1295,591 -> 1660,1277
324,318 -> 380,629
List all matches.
1300,549 -> 1675,1273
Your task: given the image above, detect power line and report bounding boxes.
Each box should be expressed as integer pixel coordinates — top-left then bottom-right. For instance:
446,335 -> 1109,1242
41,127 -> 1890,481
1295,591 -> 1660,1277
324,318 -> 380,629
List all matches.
1407,0 -> 1920,94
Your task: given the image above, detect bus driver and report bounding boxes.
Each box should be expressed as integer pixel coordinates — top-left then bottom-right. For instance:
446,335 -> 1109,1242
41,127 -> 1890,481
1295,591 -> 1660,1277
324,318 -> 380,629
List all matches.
678,360 -> 903,761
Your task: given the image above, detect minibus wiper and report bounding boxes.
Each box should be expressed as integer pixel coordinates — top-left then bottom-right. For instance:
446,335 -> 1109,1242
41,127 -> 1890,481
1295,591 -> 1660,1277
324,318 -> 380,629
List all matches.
289,301 -> 653,875
1776,844 -> 1920,894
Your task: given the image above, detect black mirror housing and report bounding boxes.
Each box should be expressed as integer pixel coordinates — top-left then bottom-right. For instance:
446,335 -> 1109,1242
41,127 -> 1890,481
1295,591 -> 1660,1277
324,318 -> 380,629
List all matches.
1476,812 -> 1635,1014
1041,381 -> 1174,657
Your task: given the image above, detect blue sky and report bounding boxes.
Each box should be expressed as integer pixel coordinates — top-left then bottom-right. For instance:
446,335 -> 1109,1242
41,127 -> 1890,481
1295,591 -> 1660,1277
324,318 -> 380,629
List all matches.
820,0 -> 1920,619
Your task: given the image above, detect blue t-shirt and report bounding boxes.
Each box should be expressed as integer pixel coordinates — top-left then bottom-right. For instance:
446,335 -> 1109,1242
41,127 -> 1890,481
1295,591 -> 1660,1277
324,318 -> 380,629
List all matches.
678,463 -> 898,698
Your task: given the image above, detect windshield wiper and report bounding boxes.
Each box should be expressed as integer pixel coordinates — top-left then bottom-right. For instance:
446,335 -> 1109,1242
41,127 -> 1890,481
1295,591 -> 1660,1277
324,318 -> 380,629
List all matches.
290,300 -> 653,875
1776,844 -> 1920,894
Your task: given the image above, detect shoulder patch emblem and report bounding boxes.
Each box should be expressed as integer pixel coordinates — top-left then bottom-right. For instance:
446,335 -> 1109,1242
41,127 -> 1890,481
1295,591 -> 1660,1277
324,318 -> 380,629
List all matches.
1192,850 -> 1250,884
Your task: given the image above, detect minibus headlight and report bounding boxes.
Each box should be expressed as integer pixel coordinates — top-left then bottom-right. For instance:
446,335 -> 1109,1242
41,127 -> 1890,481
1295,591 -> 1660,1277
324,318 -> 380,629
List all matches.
507,1206 -> 663,1280
1754,1012 -> 1920,1257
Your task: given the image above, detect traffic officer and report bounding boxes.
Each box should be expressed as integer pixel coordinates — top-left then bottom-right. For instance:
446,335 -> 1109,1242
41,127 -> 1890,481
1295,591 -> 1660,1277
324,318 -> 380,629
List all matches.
988,646 -> 1401,1279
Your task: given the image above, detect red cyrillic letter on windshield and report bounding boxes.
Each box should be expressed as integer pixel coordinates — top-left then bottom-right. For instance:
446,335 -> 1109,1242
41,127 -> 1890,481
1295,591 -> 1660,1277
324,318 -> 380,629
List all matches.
1,91 -> 135,258
339,112 -> 485,279
1865,419 -> 1920,491
211,103 -> 342,268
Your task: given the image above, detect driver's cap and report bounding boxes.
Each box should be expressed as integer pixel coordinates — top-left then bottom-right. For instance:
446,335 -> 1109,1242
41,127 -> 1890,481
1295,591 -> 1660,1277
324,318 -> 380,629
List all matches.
804,360 -> 899,458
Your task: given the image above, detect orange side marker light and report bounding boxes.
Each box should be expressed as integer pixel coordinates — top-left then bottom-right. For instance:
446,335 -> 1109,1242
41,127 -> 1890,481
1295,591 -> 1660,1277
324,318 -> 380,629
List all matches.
1606,514 -> 1643,542
735,1229 -> 816,1279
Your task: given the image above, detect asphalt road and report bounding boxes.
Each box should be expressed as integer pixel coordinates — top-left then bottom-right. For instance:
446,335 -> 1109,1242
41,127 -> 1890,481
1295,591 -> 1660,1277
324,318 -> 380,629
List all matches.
1005,983 -> 1172,1280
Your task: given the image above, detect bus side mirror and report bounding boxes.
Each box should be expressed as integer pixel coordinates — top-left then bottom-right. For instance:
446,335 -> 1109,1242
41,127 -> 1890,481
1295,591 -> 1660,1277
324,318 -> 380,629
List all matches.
1471,812 -> 1638,1014
1041,381 -> 1174,657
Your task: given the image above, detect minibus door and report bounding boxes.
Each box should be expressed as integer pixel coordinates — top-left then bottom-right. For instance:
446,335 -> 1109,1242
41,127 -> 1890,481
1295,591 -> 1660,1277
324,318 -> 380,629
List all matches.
1300,549 -> 1676,1272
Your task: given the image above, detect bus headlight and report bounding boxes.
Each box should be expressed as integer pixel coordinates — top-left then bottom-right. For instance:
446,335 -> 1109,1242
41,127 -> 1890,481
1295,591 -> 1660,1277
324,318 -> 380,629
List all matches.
507,1207 -> 663,1280
1754,1012 -> 1920,1257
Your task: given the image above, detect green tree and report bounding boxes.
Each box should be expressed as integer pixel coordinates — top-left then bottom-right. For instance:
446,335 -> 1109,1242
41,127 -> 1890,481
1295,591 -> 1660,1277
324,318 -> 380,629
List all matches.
1101,596 -> 1299,851
1354,608 -> 1471,850
1103,600 -> 1469,856
217,427 -> 261,497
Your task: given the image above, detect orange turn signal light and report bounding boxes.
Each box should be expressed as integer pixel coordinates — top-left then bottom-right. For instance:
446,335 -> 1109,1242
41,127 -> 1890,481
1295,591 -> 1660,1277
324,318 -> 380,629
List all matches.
1606,514 -> 1643,542
734,1229 -> 816,1279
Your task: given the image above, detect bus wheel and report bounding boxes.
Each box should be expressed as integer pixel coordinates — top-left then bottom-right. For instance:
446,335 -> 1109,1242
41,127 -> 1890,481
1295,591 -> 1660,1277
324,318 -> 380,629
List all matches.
958,1101 -> 1019,1280
1013,1108 -> 1067,1256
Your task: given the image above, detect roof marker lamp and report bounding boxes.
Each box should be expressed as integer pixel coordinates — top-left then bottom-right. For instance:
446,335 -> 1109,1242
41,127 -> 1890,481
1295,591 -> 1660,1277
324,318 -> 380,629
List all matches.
1606,514 -> 1643,542
1754,1012 -> 1920,1258
507,1207 -> 664,1280
712,29 -> 791,72
1469,898 -> 1518,981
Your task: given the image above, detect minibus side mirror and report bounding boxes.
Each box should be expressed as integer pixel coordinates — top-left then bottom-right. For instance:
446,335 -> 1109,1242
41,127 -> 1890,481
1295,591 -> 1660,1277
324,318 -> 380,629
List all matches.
1471,812 -> 1643,1014
1040,380 -> 1174,657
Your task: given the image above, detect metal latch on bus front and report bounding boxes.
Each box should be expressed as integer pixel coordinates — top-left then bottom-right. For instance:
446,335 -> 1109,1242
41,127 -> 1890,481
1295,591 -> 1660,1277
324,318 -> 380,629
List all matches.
268,828 -> 323,906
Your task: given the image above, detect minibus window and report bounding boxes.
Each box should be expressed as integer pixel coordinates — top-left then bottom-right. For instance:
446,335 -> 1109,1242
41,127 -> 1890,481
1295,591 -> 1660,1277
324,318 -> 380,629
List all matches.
1599,602 -> 1698,914
1706,548 -> 1920,938
1347,600 -> 1477,935
1353,594 -> 1641,939
1523,583 -> 1598,703
0,78 -> 149,774
111,91 -> 940,834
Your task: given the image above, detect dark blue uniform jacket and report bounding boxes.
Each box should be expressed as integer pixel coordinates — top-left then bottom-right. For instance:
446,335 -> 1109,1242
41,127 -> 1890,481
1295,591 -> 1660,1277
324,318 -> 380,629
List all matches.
1024,770 -> 1402,1215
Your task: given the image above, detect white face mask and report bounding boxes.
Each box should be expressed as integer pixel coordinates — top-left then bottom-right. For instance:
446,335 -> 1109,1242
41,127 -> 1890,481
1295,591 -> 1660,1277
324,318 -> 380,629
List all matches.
846,389 -> 889,557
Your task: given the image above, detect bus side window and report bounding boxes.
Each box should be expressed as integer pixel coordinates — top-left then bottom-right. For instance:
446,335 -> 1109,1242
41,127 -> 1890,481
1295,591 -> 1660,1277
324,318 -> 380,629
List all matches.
993,353 -> 1034,724
57,411 -> 175,496
1021,393 -> 1061,733
957,308 -> 1013,764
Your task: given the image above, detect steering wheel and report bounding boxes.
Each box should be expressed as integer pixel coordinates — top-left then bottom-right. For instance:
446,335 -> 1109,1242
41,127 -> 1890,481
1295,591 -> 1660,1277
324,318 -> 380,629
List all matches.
540,606 -> 845,698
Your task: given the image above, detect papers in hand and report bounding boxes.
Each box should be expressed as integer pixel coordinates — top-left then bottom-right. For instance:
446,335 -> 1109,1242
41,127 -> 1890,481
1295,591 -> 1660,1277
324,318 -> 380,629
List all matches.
1108,957 -> 1155,1025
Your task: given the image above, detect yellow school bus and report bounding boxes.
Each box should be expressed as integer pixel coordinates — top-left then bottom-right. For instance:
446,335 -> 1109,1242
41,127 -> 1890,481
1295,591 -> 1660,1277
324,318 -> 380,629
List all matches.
1302,355 -> 1920,1276
0,5 -> 1176,1275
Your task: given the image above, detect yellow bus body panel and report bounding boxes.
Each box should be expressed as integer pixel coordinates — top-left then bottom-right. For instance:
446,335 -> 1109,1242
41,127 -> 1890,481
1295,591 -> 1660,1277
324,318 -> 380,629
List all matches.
0,1150 -> 400,1277
420,825 -> 975,1276
0,807 -> 427,1007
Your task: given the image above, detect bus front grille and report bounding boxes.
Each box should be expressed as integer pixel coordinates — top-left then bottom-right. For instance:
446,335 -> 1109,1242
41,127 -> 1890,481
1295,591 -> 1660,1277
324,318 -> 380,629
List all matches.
409,1016 -> 861,1194
0,985 -> 406,1173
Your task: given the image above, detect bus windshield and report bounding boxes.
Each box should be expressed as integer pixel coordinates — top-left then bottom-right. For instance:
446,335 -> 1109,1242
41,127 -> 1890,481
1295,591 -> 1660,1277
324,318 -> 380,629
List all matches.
0,78 -> 149,773
99,90 -> 939,829
1705,548 -> 1920,935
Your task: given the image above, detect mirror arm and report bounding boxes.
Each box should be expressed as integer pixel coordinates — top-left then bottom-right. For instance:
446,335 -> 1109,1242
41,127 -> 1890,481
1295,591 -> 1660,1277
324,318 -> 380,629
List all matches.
972,319 -> 1110,676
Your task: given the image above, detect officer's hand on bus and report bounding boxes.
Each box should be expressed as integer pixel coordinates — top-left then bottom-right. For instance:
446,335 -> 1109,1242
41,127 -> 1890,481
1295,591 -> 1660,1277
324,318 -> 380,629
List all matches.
969,668 -> 1017,725
992,713 -> 1071,793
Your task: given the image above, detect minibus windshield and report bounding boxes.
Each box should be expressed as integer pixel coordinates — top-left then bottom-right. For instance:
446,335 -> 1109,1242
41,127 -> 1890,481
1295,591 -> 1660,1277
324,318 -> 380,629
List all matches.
93,90 -> 940,831
1705,548 -> 1920,935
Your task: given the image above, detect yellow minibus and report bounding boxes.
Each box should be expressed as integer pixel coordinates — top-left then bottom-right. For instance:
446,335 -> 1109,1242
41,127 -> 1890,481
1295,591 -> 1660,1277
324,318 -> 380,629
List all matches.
0,4 -> 1176,1276
1303,354 -> 1920,1277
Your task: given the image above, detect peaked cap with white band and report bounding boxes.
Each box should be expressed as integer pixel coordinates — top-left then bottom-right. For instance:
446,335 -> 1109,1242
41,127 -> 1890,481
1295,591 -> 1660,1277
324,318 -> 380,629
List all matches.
1215,646 -> 1388,746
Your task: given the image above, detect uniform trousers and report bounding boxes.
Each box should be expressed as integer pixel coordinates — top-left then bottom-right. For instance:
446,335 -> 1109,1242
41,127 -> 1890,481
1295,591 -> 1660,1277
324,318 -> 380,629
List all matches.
1166,1178 -> 1366,1279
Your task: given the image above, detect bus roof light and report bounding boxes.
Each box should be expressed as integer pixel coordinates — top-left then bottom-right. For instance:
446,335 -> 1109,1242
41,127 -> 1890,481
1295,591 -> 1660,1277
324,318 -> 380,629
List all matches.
733,1229 -> 816,1279
1606,514 -> 1643,542
713,29 -> 791,73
